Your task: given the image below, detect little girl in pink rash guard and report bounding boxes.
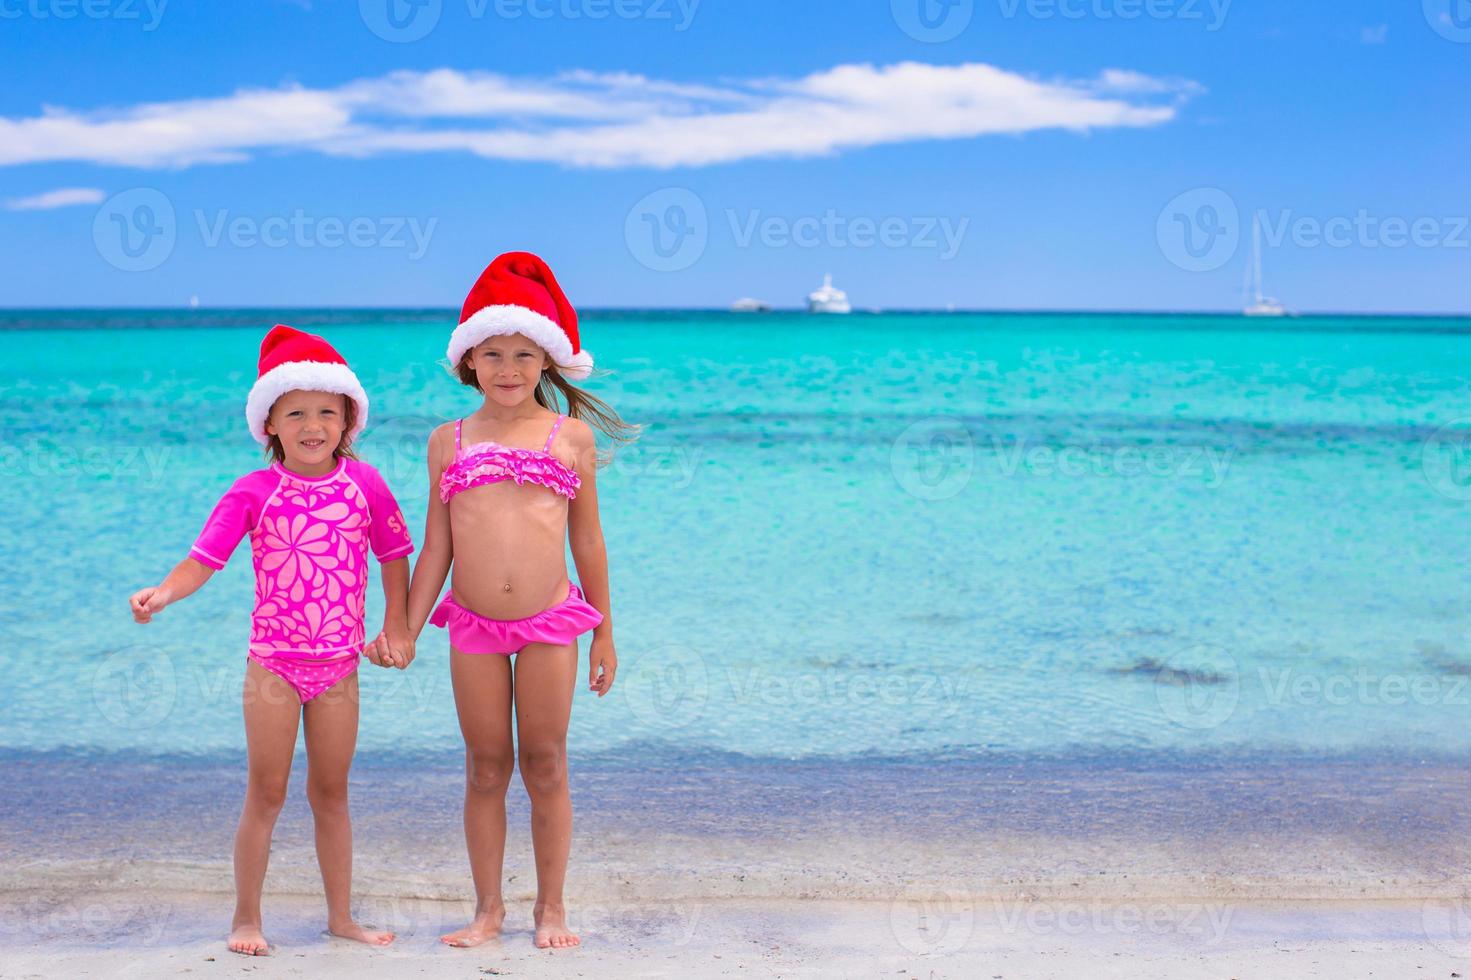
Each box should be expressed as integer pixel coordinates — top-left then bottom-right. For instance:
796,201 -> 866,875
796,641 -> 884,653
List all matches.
128,325 -> 413,957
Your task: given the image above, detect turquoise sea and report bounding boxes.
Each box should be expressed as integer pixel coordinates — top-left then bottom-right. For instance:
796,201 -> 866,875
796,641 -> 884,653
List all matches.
3,309 -> 1471,765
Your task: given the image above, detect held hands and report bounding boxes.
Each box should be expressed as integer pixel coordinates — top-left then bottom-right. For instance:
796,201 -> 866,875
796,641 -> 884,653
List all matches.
128,586 -> 171,624
365,628 -> 415,670
588,634 -> 618,697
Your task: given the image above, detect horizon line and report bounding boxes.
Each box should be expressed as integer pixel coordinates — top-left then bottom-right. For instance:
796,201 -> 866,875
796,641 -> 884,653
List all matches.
2,306 -> 1469,320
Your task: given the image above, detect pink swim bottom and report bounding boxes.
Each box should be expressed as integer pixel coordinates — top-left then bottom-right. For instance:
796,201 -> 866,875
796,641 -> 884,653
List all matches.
429,584 -> 603,656
248,650 -> 359,703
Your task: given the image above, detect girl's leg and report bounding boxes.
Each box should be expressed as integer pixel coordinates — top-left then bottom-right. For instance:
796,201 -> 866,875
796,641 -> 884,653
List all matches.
230,660 -> 302,956
301,670 -> 393,946
441,648 -> 516,948
511,640 -> 581,949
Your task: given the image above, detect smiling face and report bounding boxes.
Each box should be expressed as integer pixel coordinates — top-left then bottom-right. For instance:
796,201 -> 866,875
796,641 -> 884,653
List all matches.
264,389 -> 349,475
462,333 -> 549,406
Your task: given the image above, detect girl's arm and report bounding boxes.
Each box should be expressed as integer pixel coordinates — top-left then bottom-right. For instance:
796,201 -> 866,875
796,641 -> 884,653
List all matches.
566,419 -> 617,696
129,557 -> 214,624
374,557 -> 411,668
405,423 -> 455,642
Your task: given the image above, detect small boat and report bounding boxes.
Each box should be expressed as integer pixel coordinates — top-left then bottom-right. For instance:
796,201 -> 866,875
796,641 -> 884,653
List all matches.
731,297 -> 772,313
807,274 -> 851,314
1243,213 -> 1288,317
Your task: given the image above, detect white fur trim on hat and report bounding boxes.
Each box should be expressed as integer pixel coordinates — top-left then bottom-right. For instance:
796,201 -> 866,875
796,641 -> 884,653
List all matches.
447,304 -> 594,380
245,360 -> 370,446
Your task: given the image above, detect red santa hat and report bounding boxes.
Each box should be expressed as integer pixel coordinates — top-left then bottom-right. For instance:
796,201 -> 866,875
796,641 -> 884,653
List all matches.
245,325 -> 369,445
447,251 -> 593,380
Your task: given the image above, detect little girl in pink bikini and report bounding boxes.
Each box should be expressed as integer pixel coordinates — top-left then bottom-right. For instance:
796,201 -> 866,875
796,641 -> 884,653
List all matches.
404,252 -> 634,949
128,326 -> 415,956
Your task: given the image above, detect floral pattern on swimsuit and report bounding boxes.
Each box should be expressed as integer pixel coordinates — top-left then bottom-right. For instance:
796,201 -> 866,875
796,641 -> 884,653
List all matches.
190,458 -> 414,666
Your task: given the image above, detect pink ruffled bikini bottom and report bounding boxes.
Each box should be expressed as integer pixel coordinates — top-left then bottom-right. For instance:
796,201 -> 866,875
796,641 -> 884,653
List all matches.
429,583 -> 603,656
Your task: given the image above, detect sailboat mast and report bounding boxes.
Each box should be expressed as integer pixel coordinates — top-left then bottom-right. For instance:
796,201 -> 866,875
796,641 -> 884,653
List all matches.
1252,212 -> 1264,304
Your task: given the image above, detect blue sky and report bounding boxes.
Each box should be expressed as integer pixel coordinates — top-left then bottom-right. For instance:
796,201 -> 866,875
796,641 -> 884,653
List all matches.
0,0 -> 1465,313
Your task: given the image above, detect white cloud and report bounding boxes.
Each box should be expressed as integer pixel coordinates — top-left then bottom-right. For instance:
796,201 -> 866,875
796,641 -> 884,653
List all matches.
0,62 -> 1198,171
1094,69 -> 1204,100
1361,24 -> 1388,44
4,187 -> 106,211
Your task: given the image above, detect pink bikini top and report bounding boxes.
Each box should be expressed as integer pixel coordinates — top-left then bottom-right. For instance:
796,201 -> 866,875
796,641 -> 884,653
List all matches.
439,414 -> 581,504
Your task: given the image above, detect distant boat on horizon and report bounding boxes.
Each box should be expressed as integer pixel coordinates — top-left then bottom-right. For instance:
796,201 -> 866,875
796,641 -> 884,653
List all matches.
807,274 -> 851,314
1244,213 -> 1289,318
731,297 -> 772,313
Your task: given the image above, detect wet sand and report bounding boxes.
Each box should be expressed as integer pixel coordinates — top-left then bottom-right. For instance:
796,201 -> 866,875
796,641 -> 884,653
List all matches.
3,747 -> 1469,975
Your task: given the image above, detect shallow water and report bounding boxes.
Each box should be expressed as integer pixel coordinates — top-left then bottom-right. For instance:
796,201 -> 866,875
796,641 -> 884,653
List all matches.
3,309 -> 1470,762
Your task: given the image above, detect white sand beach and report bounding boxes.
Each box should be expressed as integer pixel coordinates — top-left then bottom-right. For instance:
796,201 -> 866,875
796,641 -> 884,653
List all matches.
4,887 -> 1469,979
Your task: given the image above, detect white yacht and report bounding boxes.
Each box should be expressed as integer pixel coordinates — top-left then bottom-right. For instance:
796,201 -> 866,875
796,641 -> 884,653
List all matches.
1243,213 -> 1288,317
807,274 -> 851,314
731,297 -> 771,313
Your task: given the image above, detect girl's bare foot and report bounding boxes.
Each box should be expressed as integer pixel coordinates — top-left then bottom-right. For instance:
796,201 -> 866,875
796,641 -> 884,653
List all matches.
533,902 -> 580,949
328,919 -> 396,946
227,923 -> 270,956
441,902 -> 506,948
